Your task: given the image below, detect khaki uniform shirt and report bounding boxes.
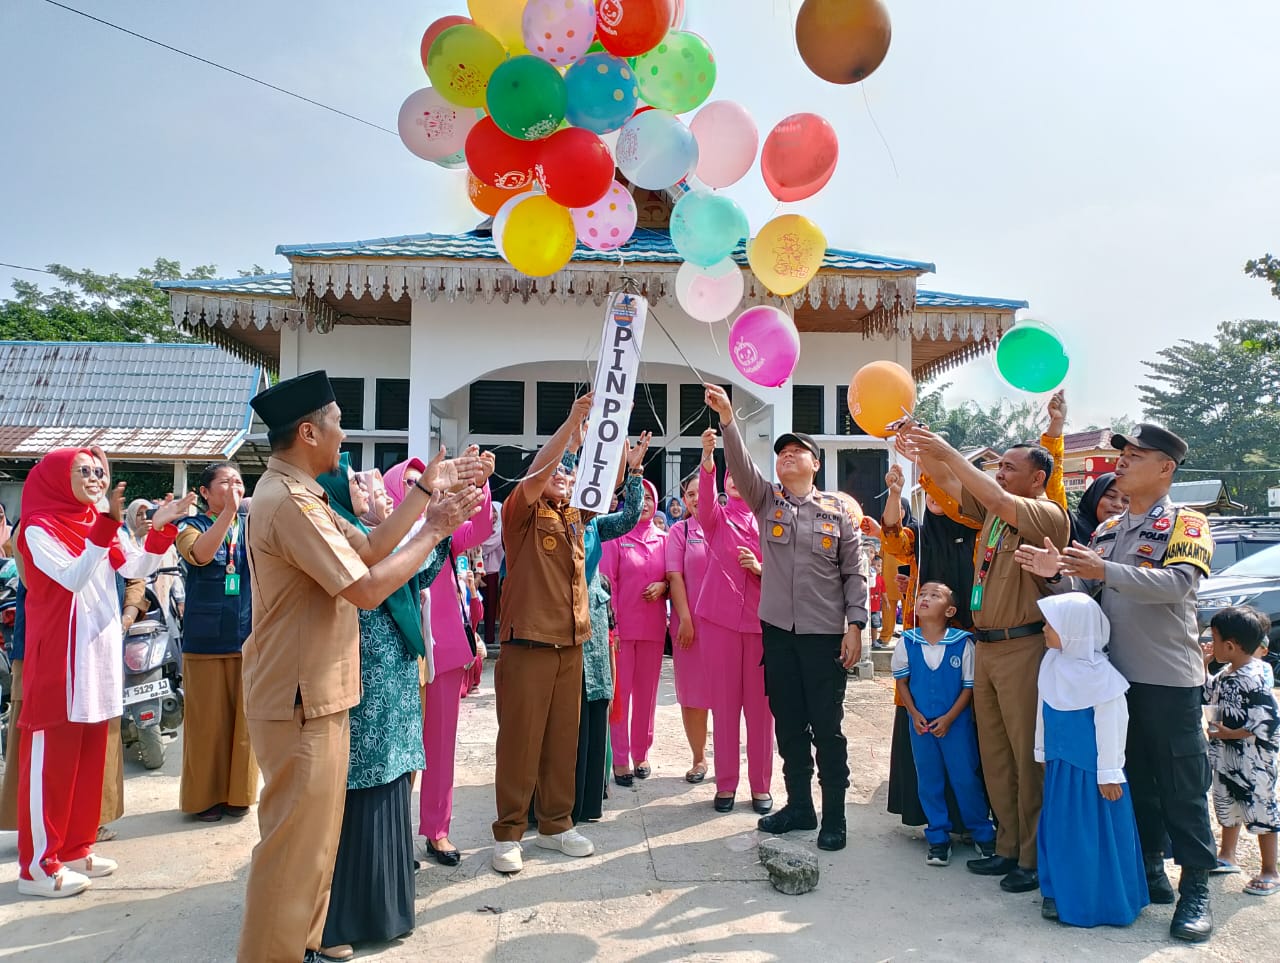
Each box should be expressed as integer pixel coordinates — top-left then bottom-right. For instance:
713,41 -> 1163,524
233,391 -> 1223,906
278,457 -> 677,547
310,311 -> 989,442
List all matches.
961,487 -> 1070,632
242,456 -> 370,721
722,421 -> 868,635
499,495 -> 592,645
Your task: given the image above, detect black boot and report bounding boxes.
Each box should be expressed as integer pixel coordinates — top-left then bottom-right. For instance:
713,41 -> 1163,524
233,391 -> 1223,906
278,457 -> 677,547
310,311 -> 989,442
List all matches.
757,796 -> 817,835
816,789 -> 846,851
1170,867 -> 1213,943
1143,852 -> 1176,905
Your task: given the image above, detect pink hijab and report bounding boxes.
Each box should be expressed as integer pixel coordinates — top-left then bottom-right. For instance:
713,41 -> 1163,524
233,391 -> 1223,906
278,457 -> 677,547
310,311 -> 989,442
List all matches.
624,479 -> 664,544
383,457 -> 428,511
722,472 -> 757,537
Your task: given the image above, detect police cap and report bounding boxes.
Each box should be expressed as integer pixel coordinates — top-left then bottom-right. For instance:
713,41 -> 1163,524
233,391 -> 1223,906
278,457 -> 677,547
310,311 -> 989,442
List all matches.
1110,423 -> 1188,465
774,432 -> 822,459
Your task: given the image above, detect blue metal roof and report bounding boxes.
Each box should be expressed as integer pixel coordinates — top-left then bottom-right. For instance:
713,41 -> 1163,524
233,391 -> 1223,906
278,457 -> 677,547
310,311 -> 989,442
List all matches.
272,228 -> 936,274
915,290 -> 1028,310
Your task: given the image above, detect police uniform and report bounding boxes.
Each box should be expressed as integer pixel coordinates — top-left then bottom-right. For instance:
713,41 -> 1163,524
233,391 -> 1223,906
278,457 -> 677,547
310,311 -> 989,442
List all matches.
721,422 -> 868,841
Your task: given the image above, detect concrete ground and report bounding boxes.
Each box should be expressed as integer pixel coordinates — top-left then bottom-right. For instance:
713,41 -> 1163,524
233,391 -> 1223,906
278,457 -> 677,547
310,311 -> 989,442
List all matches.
2,658 -> 1279,963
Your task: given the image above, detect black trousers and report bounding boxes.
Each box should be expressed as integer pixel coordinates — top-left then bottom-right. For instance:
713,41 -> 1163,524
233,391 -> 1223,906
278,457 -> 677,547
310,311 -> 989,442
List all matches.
761,623 -> 850,800
1125,682 -> 1216,870
573,689 -> 610,824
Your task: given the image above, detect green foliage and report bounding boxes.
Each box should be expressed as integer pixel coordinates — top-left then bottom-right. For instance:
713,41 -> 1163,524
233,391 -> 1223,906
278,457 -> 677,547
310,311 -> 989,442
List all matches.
1139,320 -> 1280,513
1246,253 -> 1280,301
914,384 -> 1050,452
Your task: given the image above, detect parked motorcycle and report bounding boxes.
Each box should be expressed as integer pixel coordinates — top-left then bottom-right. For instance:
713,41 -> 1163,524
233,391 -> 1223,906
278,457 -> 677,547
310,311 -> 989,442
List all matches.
121,567 -> 185,770
0,557 -> 18,758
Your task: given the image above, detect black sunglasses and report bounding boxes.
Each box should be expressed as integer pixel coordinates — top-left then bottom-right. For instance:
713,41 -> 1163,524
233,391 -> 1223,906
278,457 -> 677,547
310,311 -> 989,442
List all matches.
78,466 -> 107,479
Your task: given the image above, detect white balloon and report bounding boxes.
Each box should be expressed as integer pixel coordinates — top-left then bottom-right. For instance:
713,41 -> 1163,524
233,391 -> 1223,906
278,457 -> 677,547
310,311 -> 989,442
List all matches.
675,258 -> 745,323
615,110 -> 699,191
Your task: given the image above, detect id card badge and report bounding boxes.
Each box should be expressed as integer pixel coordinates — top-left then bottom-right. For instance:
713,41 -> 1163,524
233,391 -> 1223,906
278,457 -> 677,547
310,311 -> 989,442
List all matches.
225,572 -> 241,596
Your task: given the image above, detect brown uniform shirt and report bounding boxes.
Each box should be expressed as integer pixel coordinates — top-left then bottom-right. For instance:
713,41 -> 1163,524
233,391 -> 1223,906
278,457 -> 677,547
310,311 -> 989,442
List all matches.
960,487 -> 1070,632
242,456 -> 370,721
499,496 -> 592,646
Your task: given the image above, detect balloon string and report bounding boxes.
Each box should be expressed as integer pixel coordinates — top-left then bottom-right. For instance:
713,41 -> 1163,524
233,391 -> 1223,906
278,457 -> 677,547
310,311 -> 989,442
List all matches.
862,83 -> 900,180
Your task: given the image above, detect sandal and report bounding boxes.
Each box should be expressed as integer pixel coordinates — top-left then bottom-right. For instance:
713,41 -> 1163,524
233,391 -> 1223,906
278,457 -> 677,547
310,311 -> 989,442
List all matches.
685,764 -> 707,784
1244,877 -> 1280,896
1210,858 -> 1242,875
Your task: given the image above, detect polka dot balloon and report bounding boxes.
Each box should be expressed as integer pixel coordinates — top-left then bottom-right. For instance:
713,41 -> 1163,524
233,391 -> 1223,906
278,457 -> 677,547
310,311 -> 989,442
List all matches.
564,51 -> 638,134
633,31 -> 717,114
522,0 -> 598,68
571,181 -> 638,252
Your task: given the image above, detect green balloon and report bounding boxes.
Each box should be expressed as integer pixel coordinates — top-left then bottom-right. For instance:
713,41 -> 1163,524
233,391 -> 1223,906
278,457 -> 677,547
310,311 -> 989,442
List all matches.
486,55 -> 568,141
995,322 -> 1070,393
633,31 -> 717,115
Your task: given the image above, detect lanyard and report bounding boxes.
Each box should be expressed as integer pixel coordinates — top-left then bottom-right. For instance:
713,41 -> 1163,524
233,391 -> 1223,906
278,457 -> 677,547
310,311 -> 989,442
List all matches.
970,518 -> 1008,612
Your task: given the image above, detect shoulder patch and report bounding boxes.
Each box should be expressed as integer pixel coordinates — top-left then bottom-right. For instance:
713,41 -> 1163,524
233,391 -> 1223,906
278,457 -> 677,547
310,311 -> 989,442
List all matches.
1164,509 -> 1214,575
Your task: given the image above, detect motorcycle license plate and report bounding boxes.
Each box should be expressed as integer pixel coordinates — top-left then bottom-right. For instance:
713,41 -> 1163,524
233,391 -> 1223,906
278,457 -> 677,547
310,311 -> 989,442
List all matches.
123,678 -> 172,706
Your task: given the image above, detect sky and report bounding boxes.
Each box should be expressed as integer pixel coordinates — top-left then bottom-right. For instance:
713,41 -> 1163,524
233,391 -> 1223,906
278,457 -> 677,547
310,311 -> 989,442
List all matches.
3,0 -> 1278,427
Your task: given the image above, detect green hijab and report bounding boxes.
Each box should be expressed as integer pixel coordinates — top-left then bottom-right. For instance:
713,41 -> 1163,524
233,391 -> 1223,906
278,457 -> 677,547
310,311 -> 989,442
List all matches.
316,454 -> 426,657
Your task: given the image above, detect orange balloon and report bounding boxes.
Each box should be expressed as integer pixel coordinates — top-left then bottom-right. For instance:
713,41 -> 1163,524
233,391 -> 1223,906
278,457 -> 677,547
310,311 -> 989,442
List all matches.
848,360 -> 916,438
467,172 -> 525,216
795,0 -> 891,85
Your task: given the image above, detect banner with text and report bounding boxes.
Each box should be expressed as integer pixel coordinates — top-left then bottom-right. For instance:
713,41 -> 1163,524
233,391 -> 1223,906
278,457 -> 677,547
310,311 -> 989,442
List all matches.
571,292 -> 649,512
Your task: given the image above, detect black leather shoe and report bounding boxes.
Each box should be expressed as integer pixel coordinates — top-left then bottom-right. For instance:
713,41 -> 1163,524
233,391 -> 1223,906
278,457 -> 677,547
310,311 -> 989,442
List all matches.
1144,853 -> 1176,904
713,794 -> 735,813
1000,866 -> 1040,893
1170,868 -> 1214,943
816,826 -> 846,851
613,771 -> 634,788
1041,897 -> 1058,921
757,803 -> 817,835
426,839 -> 462,867
967,854 -> 1019,876
752,794 -> 774,815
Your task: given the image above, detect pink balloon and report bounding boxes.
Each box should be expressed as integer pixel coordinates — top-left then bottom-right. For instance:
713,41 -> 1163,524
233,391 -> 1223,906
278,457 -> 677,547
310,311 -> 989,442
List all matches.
397,87 -> 481,162
729,306 -> 801,387
761,112 -> 839,202
690,100 -> 758,189
571,180 -> 638,251
676,258 -> 744,322
523,0 -> 598,66
670,0 -> 686,28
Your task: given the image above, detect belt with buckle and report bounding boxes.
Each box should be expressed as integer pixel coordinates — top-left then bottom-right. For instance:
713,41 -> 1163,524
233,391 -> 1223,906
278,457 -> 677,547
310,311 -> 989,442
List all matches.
502,639 -> 567,650
973,621 -> 1045,643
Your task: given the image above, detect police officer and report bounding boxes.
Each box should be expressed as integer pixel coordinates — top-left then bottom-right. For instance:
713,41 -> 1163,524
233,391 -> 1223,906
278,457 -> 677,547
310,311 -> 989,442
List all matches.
1017,423 -> 1216,943
703,384 -> 868,851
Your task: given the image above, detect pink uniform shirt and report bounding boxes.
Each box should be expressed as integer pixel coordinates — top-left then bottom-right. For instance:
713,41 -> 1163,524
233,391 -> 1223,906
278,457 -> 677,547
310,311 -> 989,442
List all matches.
695,464 -> 762,633
601,480 -> 669,643
666,515 -> 710,638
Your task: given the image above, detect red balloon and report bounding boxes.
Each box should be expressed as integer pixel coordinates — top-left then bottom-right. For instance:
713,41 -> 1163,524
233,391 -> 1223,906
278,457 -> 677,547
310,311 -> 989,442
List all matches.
537,127 -> 614,209
465,116 -> 543,191
420,15 -> 473,74
596,0 -> 674,57
760,112 -> 839,202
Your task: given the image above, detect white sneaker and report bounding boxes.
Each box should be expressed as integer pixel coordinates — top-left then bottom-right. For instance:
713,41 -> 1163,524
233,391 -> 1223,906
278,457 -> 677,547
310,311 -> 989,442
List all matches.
18,868 -> 91,899
492,840 -> 523,874
64,853 -> 117,878
535,828 -> 595,858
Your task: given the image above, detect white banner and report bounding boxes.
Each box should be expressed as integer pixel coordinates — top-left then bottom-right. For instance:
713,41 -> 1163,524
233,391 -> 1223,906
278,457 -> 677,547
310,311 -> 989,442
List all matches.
571,292 -> 649,512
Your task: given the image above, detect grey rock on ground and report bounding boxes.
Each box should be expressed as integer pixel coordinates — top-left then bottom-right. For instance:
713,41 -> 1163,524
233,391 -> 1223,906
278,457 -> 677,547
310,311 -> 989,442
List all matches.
762,844 -> 819,896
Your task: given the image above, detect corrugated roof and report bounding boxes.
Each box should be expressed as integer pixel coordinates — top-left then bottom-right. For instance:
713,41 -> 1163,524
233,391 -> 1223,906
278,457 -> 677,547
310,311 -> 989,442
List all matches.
915,290 -> 1028,310
0,342 -> 263,460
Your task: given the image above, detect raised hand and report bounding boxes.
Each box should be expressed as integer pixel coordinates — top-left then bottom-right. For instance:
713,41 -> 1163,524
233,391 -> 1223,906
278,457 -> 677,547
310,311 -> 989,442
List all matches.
1047,390 -> 1067,436
1014,536 -> 1063,578
701,427 -> 717,460
570,391 -> 594,426
1060,541 -> 1105,581
478,450 -> 496,483
626,431 -> 653,470
151,491 -> 198,528
421,485 -> 486,536
107,481 -> 127,522
899,425 -> 956,464
703,383 -> 732,422
885,464 -> 906,494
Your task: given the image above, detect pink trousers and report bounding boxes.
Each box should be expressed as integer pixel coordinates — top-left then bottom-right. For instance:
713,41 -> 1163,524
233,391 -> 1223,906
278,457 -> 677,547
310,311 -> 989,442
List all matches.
420,666 -> 465,841
704,624 -> 774,795
610,638 -> 664,768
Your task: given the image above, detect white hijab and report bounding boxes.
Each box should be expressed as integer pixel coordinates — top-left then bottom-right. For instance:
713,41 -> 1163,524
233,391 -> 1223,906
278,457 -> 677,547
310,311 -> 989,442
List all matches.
1037,593 -> 1129,712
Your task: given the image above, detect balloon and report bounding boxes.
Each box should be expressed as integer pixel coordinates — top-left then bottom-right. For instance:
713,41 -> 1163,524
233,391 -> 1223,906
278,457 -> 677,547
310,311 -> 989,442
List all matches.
468,172 -> 526,216
615,109 -> 698,190
492,191 -> 534,261
675,259 -> 744,323
847,361 -> 916,437
690,101 -> 758,189
633,31 -> 717,114
465,116 -> 543,189
995,321 -> 1071,393
564,52 -> 638,133
748,214 -> 827,297
596,0 -> 674,57
761,113 -> 839,202
397,88 -> 481,162
537,127 -> 614,208
571,180 -> 638,251
434,149 -> 469,170
425,24 -> 507,108
669,190 -> 748,267
468,0 -> 526,50
420,15 -> 473,74
670,0 -> 686,29
523,0 -> 598,67
729,306 -> 801,388
486,55 -> 568,141
500,193 -> 578,277
795,0 -> 892,85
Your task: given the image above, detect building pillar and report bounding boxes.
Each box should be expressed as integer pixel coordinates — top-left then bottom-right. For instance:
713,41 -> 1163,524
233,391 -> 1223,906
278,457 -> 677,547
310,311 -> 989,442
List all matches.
172,460 -> 188,496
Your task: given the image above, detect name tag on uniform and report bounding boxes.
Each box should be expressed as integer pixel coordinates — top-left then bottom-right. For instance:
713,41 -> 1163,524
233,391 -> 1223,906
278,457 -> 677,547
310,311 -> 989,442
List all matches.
225,572 -> 241,596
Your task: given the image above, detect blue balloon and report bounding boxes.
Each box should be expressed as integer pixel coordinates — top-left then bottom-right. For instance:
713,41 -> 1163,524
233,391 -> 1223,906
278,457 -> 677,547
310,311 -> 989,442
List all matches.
565,53 -> 638,134
616,109 -> 699,191
670,190 -> 749,267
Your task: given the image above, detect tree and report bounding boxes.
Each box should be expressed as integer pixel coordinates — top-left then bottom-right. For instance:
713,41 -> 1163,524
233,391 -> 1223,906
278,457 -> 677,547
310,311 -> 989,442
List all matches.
1140,319 -> 1280,513
915,384 -> 1058,452
1246,254 -> 1280,301
0,258 -> 223,343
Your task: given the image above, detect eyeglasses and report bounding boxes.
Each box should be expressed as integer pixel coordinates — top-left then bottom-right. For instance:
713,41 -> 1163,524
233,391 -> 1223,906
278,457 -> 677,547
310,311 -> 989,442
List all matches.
78,466 -> 107,480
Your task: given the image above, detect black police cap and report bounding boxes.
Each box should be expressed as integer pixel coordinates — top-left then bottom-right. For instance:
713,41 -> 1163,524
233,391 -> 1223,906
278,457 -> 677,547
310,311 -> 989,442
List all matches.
774,432 -> 822,459
1110,423 -> 1188,465
250,370 -> 337,431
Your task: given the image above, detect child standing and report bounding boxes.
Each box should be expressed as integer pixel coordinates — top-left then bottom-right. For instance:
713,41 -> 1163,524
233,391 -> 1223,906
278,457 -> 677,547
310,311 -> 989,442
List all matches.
869,556 -> 886,650
1203,606 -> 1280,896
890,581 -> 995,866
1035,593 -> 1148,927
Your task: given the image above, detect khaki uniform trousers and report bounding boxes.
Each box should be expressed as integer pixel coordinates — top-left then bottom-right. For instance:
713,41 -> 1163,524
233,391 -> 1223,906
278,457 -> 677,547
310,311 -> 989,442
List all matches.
180,653 -> 259,814
100,717 -> 124,825
238,708 -> 349,963
973,634 -> 1045,869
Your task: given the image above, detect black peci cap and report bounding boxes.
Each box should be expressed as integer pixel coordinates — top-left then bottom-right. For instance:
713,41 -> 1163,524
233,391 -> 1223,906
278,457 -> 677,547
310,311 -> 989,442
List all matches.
774,432 -> 822,459
250,370 -> 337,431
1111,423 -> 1189,465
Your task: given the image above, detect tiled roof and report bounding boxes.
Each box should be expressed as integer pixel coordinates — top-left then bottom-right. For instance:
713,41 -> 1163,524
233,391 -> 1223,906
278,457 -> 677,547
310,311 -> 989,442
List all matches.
0,342 -> 264,460
1064,429 -> 1114,452
915,290 -> 1028,310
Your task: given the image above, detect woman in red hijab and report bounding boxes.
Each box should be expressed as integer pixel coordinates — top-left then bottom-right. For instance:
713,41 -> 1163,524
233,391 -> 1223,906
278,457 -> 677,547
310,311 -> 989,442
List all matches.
15,447 -> 194,898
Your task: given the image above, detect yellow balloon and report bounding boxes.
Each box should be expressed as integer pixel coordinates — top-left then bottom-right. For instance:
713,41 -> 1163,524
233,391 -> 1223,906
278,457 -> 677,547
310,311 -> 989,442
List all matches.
426,24 -> 507,108
747,214 -> 828,297
501,194 -> 577,278
468,0 -> 526,51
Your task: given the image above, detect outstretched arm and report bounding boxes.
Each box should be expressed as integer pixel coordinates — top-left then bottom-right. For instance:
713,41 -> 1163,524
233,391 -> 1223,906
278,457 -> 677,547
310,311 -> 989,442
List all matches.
704,384 -> 770,514
512,393 -> 595,510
